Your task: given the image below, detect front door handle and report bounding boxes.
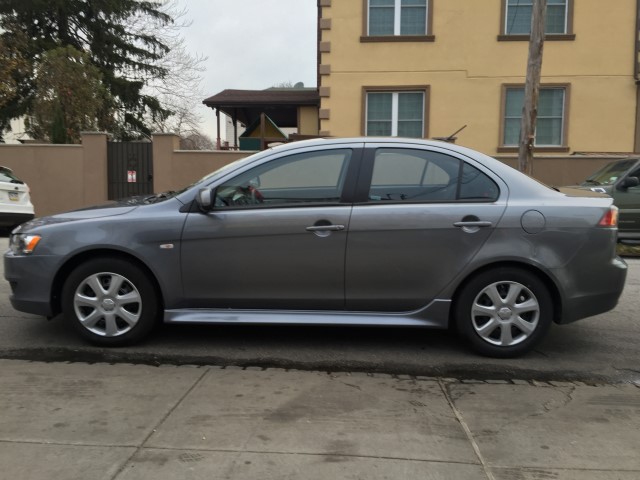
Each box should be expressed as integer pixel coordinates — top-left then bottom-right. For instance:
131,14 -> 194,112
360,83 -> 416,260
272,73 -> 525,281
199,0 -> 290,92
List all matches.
305,224 -> 345,232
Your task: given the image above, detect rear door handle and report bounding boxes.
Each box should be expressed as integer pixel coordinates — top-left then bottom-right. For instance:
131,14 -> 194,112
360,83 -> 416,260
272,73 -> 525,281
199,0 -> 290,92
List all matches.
305,224 -> 345,232
453,221 -> 493,228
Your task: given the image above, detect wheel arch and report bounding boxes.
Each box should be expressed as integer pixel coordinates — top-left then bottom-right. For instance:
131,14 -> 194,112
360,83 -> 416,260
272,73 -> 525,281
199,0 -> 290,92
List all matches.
449,260 -> 563,326
50,249 -> 164,318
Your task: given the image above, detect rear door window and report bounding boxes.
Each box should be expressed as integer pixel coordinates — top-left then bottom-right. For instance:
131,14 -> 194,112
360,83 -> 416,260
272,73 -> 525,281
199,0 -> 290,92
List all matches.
367,148 -> 499,202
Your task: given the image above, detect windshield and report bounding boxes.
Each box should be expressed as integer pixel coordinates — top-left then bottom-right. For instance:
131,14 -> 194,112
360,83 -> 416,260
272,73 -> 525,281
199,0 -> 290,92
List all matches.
174,149 -> 276,197
0,167 -> 24,184
583,160 -> 638,186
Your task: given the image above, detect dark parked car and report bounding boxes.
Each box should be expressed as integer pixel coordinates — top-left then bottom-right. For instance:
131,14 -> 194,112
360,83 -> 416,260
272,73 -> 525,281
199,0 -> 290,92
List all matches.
4,138 -> 627,357
572,159 -> 640,244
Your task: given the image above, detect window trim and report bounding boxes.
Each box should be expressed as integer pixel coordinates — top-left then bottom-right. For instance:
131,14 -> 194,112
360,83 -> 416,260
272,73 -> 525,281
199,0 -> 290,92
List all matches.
498,0 -> 575,41
497,83 -> 571,153
361,0 -> 435,42
362,86 -> 430,139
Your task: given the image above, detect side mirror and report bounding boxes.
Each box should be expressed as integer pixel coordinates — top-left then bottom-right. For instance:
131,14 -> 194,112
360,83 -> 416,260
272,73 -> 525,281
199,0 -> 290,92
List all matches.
618,176 -> 640,190
195,188 -> 214,211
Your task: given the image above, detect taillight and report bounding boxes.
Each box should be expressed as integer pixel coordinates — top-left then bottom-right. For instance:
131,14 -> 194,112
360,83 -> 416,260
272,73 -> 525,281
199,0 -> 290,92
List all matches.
598,206 -> 618,227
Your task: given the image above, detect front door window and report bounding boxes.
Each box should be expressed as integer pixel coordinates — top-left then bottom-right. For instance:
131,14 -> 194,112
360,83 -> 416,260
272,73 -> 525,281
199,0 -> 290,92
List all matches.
215,149 -> 352,208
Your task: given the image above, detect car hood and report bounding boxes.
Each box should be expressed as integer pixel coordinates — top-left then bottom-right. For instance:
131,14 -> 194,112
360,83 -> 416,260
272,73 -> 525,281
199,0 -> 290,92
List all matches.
14,202 -> 140,231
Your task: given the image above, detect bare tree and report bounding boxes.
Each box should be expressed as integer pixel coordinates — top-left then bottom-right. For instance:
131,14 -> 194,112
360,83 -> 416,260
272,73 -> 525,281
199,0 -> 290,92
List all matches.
272,81 -> 295,88
135,1 -> 209,140
180,132 -> 215,150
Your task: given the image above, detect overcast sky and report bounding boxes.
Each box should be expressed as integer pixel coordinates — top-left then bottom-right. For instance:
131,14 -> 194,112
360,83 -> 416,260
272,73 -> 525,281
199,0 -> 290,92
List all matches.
173,0 -> 318,139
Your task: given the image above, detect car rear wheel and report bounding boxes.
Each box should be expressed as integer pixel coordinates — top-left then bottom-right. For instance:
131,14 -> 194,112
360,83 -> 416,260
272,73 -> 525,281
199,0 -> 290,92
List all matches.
62,258 -> 159,346
454,267 -> 553,357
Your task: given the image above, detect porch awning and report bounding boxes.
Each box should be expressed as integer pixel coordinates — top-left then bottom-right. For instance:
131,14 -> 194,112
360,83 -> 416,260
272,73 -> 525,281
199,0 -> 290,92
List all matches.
202,88 -> 320,128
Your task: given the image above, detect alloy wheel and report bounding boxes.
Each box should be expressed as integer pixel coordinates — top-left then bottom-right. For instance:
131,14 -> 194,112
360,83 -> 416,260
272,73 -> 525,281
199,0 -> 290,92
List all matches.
471,280 -> 540,347
73,272 -> 142,337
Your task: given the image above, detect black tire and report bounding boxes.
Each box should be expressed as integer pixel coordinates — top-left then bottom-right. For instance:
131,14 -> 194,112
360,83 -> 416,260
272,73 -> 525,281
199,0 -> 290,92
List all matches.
454,267 -> 553,358
61,257 -> 159,347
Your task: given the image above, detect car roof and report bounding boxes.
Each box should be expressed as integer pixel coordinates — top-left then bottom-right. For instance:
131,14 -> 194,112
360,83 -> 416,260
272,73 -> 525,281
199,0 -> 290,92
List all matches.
267,136 -> 518,178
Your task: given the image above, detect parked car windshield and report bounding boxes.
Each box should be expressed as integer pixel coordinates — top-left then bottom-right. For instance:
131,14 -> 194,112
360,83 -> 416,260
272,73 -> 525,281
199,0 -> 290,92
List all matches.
582,160 -> 638,186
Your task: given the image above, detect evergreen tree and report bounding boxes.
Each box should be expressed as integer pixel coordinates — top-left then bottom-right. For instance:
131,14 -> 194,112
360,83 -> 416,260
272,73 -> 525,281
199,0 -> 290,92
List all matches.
0,0 -> 173,139
25,46 -> 109,143
0,24 -> 30,140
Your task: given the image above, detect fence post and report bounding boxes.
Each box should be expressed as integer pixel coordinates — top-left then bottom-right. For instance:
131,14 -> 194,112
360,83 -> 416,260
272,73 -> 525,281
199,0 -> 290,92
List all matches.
152,133 -> 180,194
81,132 -> 109,206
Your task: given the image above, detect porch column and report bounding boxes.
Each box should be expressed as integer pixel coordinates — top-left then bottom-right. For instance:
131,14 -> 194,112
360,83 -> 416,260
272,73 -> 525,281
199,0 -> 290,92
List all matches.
216,108 -> 221,150
233,108 -> 238,149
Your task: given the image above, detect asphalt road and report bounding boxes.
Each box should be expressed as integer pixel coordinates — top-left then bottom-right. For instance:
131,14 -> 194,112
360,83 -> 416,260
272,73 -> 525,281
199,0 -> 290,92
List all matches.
1,238 -> 639,384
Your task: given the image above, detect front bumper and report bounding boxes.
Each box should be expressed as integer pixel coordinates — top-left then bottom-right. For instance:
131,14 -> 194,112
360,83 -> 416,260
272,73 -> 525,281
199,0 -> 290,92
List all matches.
4,252 -> 59,317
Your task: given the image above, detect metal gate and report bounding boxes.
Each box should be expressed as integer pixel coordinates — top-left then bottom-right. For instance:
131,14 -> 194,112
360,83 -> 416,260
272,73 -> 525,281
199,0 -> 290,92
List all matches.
107,141 -> 153,200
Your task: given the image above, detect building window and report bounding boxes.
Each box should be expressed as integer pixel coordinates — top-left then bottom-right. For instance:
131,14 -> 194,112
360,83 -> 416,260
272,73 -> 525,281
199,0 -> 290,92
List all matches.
365,90 -> 426,138
502,86 -> 567,147
368,0 -> 429,36
501,0 -> 574,38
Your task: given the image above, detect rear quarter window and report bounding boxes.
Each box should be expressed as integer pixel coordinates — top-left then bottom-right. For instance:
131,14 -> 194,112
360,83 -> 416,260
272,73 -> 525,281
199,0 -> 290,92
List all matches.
459,163 -> 499,201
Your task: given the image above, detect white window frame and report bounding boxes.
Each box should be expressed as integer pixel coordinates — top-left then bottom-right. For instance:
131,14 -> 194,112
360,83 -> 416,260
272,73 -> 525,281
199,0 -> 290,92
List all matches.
503,0 -> 568,35
365,91 -> 425,137
368,0 -> 430,36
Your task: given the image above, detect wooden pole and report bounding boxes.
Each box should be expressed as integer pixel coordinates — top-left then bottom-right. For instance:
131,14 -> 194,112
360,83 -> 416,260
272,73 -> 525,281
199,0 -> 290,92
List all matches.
518,0 -> 547,175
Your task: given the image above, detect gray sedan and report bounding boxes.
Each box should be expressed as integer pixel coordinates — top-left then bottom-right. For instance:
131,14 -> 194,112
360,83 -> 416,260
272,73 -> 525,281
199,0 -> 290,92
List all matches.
4,138 -> 627,357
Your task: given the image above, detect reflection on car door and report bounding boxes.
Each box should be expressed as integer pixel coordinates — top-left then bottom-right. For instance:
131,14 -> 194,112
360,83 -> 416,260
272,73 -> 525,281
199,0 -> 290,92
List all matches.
346,145 -> 507,312
180,146 -> 361,310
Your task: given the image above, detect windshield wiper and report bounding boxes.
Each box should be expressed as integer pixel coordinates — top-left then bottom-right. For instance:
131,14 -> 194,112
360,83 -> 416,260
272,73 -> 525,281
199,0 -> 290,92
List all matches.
143,191 -> 176,204
583,179 -> 601,185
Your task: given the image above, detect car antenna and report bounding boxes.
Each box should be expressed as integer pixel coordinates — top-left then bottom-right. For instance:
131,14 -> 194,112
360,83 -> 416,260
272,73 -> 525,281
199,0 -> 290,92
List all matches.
433,125 -> 467,143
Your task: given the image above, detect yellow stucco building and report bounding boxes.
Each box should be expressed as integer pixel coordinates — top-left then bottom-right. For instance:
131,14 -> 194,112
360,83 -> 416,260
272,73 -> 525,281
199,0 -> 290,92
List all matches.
318,0 -> 640,157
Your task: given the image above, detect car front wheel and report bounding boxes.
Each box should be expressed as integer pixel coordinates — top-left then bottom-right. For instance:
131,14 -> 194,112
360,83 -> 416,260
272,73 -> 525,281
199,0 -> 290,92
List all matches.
62,258 -> 159,346
454,267 -> 553,357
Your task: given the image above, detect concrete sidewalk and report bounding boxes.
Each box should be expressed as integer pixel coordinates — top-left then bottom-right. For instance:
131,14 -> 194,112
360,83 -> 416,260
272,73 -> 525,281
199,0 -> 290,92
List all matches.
0,360 -> 638,480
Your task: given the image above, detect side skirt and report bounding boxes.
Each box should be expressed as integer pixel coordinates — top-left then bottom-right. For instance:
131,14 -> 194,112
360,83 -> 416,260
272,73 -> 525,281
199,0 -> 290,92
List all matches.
164,299 -> 451,329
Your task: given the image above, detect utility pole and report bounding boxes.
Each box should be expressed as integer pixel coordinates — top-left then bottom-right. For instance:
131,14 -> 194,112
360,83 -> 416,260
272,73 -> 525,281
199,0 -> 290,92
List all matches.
518,0 -> 547,175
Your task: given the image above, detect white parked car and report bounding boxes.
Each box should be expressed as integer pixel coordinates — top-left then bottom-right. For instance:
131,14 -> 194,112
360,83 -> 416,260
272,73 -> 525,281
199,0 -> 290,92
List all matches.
0,166 -> 34,233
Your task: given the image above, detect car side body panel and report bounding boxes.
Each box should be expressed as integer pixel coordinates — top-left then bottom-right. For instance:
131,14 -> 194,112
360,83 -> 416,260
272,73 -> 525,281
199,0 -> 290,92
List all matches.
180,206 -> 353,310
4,200 -> 188,316
3,138 -> 627,347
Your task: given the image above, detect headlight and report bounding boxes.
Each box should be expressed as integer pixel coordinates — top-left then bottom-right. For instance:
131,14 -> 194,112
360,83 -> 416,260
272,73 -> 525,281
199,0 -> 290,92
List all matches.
9,234 -> 42,255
